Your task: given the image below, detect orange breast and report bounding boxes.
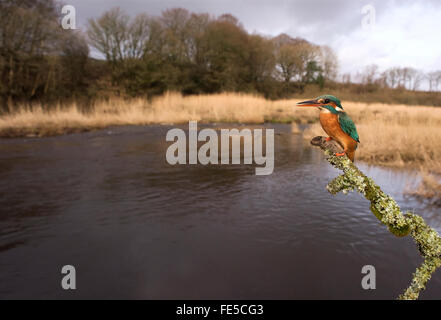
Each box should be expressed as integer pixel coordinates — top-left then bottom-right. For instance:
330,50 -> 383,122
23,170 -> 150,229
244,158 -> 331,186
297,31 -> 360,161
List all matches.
319,112 -> 358,153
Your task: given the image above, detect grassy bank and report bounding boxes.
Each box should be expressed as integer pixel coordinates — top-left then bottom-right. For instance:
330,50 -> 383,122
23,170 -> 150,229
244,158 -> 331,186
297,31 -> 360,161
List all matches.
0,92 -> 316,138
292,84 -> 441,107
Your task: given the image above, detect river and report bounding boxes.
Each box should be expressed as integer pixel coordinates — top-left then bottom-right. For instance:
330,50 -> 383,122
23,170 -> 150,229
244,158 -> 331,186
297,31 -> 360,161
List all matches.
0,124 -> 440,299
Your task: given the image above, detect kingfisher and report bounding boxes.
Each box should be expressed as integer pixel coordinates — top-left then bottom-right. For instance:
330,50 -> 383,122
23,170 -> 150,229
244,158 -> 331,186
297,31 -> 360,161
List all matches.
296,95 -> 360,162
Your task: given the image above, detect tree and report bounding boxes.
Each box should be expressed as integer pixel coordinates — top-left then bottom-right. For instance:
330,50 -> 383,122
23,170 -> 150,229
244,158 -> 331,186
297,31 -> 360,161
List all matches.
304,60 -> 323,86
319,45 -> 338,81
126,14 -> 152,59
407,68 -> 423,91
0,0 -> 90,111
59,32 -> 90,98
427,71 -> 441,92
382,67 -> 400,89
160,8 -> 191,63
273,34 -> 321,85
185,13 -> 211,64
198,16 -> 250,91
361,64 -> 379,85
247,35 -> 275,84
87,8 -> 130,66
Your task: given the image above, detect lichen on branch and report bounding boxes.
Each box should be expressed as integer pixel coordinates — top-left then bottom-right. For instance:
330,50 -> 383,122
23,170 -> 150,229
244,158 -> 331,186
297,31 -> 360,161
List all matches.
310,136 -> 441,300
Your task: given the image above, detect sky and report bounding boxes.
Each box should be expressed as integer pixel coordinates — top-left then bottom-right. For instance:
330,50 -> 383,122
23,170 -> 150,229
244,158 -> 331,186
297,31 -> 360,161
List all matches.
66,0 -> 441,78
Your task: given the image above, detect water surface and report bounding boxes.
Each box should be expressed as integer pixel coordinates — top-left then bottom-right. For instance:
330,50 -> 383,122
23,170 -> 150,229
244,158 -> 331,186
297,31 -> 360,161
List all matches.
0,124 -> 440,299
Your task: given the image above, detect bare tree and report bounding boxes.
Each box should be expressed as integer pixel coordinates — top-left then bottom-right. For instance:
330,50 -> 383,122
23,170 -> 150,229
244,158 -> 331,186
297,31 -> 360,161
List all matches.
382,67 -> 400,88
361,64 -> 378,85
427,71 -> 441,91
408,68 -> 424,91
396,68 -> 408,89
126,14 -> 152,59
319,45 -> 338,80
341,73 -> 351,84
87,8 -> 130,65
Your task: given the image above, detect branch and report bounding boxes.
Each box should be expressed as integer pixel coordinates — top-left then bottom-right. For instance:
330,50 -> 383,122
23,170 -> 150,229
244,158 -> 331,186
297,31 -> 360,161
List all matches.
310,136 -> 441,300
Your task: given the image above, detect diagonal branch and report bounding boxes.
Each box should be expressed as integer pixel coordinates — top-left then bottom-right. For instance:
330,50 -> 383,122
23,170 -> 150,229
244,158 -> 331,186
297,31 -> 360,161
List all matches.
310,136 -> 441,300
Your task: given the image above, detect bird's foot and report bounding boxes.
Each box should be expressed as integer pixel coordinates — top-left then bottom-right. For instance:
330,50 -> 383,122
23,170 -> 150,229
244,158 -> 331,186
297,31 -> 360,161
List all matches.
325,137 -> 333,142
335,151 -> 346,157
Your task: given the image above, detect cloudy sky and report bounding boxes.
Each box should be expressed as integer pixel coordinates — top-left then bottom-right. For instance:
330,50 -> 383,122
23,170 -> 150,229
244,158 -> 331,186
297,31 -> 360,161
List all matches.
68,0 -> 441,77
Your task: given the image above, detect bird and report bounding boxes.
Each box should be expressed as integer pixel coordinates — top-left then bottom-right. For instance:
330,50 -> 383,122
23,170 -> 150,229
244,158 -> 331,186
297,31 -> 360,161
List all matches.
296,95 -> 360,162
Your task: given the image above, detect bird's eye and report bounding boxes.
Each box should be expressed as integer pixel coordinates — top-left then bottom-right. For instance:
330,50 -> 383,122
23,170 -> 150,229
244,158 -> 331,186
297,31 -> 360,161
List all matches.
324,99 -> 330,104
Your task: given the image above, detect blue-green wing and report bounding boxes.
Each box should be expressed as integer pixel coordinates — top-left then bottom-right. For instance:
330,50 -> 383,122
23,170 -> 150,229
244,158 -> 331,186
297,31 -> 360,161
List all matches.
338,113 -> 360,143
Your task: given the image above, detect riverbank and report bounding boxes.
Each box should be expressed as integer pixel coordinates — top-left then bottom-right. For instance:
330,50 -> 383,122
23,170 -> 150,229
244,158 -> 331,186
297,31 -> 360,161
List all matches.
0,92 -> 312,138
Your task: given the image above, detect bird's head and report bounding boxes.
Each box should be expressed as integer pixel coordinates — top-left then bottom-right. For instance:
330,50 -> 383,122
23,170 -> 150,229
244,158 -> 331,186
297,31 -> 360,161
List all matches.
296,95 -> 344,114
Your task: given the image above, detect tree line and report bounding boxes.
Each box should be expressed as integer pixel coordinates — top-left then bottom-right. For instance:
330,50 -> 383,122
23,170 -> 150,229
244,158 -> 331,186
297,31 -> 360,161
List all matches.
0,1 -> 338,111
86,7 -> 338,98
350,65 -> 441,92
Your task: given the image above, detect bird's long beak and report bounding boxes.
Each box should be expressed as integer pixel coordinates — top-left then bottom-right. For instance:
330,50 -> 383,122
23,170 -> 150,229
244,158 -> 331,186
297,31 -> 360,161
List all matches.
296,99 -> 323,107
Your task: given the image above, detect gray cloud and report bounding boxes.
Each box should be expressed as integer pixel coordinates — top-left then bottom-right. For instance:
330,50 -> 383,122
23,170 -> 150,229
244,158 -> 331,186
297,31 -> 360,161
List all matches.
68,0 -> 380,33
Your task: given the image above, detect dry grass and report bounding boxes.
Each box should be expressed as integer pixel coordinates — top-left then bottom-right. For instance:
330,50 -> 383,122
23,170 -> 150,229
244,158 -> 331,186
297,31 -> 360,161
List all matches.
0,92 -> 316,138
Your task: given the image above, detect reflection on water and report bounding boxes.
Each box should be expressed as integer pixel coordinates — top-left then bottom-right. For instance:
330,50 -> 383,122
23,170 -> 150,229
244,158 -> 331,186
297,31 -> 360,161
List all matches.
0,124 -> 440,299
